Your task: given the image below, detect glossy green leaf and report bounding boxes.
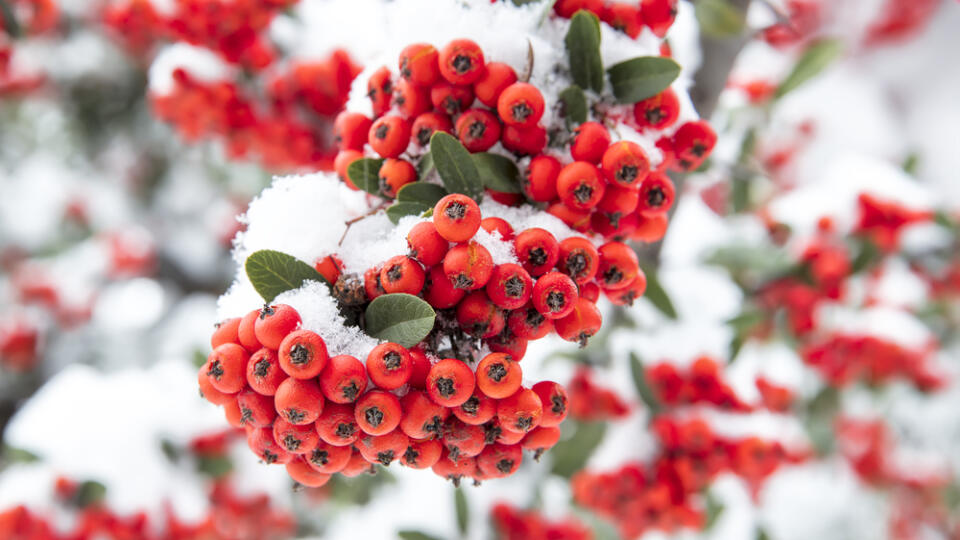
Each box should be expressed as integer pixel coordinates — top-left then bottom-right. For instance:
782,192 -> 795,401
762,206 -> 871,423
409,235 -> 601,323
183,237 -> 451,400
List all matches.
565,11 -> 604,92
245,250 -> 330,303
417,153 -> 435,179
473,152 -> 522,194
695,0 -> 746,38
397,182 -> 447,206
364,293 -> 436,347
607,56 -> 681,103
559,85 -> 588,125
347,158 -> 385,196
386,202 -> 432,224
429,132 -> 484,201
775,39 -> 843,100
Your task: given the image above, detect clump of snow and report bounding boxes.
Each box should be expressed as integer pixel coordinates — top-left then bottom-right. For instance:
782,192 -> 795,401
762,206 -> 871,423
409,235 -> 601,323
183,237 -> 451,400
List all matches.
274,280 -> 381,358
338,213 -> 424,276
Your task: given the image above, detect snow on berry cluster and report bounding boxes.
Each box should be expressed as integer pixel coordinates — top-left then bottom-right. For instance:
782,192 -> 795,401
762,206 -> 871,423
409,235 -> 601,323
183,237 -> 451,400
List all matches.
201,1 -> 714,488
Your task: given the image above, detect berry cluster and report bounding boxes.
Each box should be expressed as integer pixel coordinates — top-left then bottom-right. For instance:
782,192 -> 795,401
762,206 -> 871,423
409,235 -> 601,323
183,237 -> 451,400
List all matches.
334,37 -> 714,243
646,357 -> 750,412
802,333 -> 942,390
490,502 -> 591,540
151,49 -> 361,171
552,0 -> 679,39
0,318 -> 40,373
567,367 -> 631,421
572,416 -> 808,537
200,301 -> 569,487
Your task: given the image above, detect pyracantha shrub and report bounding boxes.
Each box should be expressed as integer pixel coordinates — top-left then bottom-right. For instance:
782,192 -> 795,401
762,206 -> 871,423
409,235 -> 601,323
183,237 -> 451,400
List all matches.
199,1 -> 713,488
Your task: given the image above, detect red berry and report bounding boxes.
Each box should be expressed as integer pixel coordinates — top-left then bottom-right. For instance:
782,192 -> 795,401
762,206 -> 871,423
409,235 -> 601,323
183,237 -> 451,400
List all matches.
597,182 -> 641,219
238,309 -> 262,351
400,390 -> 449,439
532,271 -> 579,319
557,237 -> 599,284
452,389 -> 497,425
198,368 -> 234,405
393,78 -> 432,118
523,154 -> 561,202
236,388 -> 276,428
438,39 -> 485,85
580,281 -> 600,302
454,108 -> 501,152
211,318 -> 241,349
507,304 -> 554,340
501,124 -> 546,155
205,343 -> 249,394
557,161 -> 606,211
274,377 -> 325,425
306,441 -> 352,474
247,427 -> 294,465
431,82 -> 474,116
554,297 -> 602,346
243,348 -> 284,396
642,0 -> 679,38
273,417 -> 319,455
547,202 -> 592,232
314,254 -> 343,285
476,352 -> 522,399
315,402 -> 360,446
601,141 -> 650,188
286,458 -> 331,487
671,120 -> 716,171
369,115 -> 411,159
357,429 -> 409,466
485,263 -> 533,310
432,451 -> 476,484
278,329 -> 328,380
401,439 -> 443,469
443,419 -> 486,460
476,443 -> 522,478
603,2 -> 643,38
423,264 -> 467,309
480,217 -> 515,241
433,193 -> 481,243
597,241 -> 640,290
633,88 -> 680,130
521,425 -> 561,459
443,241 -> 494,290
570,122 -> 611,164
254,304 -> 301,350
637,171 -> 675,215
497,82 -> 545,128
412,111 -> 453,148
340,448 -> 375,477
408,222 -> 449,267
318,354 -> 367,403
408,348 -> 431,390
367,66 -> 394,117
497,387 -> 543,434
632,211 -> 669,242
514,227 -> 559,277
605,273 -> 647,306
456,290 -> 505,338
355,390 -> 402,435
364,265 -> 386,301
334,112 -> 373,151
474,61 -> 517,107
487,328 -> 528,360
398,42 -> 440,87
426,358 -> 476,407
366,342 -> 413,390
379,255 -> 426,295
335,150 -> 364,190
531,381 -> 568,428
378,158 -> 418,198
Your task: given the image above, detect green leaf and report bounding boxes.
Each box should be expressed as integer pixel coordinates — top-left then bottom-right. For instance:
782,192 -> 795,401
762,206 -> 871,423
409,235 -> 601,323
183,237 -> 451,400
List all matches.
775,39 -> 843,100
704,490 -> 725,529
473,153 -> 522,194
850,238 -> 880,274
629,353 -> 662,416
607,56 -> 681,103
550,421 -> 607,477
245,249 -> 330,303
430,132 -> 484,201
417,153 -> 435,179
1,444 -> 40,465
74,481 -> 107,508
364,293 -> 436,347
695,0 -> 746,38
397,531 -> 443,540
757,527 -> 771,540
565,10 -> 604,92
0,0 -> 21,39
454,487 -> 469,536
197,455 -> 233,478
559,85 -> 588,125
805,386 -> 839,455
397,182 -> 447,206
386,202 -> 432,224
347,158 -> 385,196
901,152 -> 919,175
639,264 -> 677,319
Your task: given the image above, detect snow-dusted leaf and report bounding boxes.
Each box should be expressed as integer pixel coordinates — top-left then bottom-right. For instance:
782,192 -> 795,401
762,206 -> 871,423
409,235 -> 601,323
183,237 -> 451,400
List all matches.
639,264 -> 677,319
455,487 -> 469,535
347,158 -> 384,196
550,420 -> 607,477
559,85 -> 588,125
629,352 -> 662,415
386,201 -> 431,224
565,10 -> 604,92
397,182 -> 448,206
607,56 -> 681,103
473,152 -> 522,194
695,0 -> 746,38
775,39 -> 842,99
245,249 -> 330,303
429,132 -> 484,201
364,293 -> 436,347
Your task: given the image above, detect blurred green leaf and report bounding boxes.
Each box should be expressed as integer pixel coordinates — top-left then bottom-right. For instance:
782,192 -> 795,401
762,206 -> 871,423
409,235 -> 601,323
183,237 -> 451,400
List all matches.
197,455 -> 233,478
629,353 -> 662,416
775,39 -> 843,100
805,386 -> 839,455
1,444 -> 40,465
397,531 -> 443,540
850,239 -> 880,274
901,152 -> 919,175
74,481 -> 107,508
454,486 -> 469,536
0,0 -> 21,39
695,0 -> 746,37
704,490 -> 725,529
550,421 -> 607,477
639,264 -> 677,319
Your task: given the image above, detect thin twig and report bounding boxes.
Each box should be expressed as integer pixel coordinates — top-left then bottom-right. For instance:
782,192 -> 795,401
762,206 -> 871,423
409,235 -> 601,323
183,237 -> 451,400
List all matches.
338,202 -> 388,246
